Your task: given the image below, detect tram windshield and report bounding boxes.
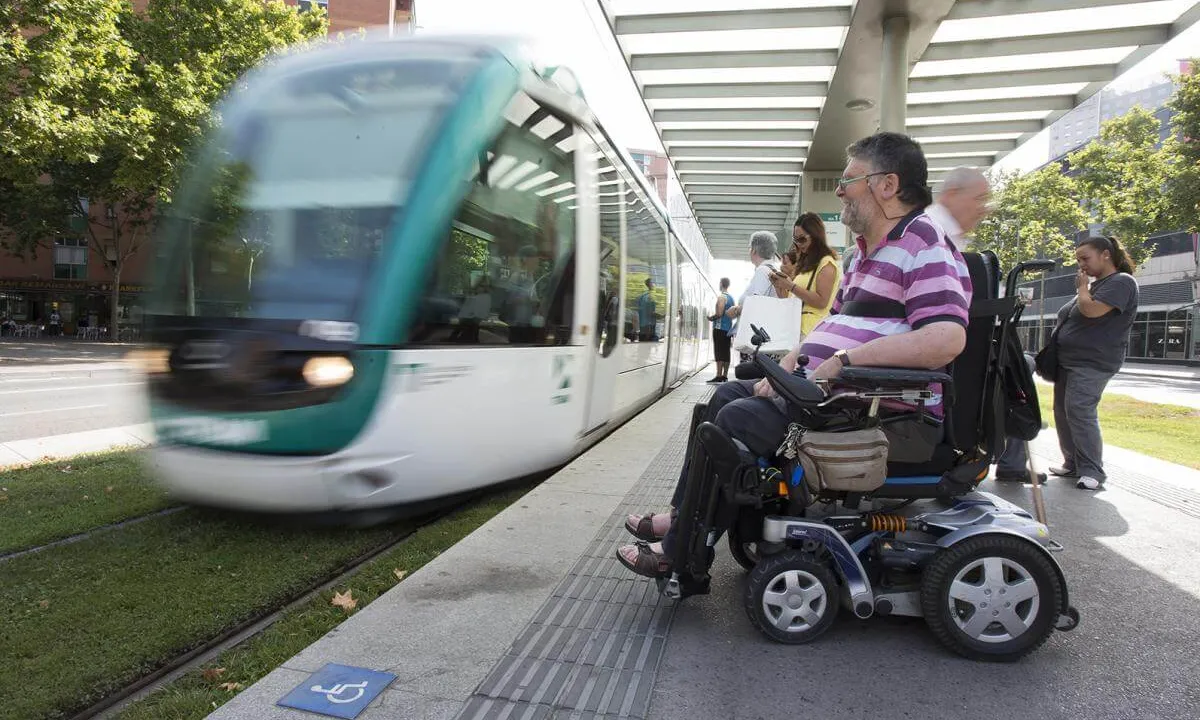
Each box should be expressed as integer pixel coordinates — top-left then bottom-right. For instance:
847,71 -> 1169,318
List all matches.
153,52 -> 481,323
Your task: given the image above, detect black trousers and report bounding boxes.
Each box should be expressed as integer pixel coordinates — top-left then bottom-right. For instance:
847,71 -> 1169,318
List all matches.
663,380 -> 787,554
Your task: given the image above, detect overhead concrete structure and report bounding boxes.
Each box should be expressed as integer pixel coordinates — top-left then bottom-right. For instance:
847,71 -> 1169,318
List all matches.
596,0 -> 1200,259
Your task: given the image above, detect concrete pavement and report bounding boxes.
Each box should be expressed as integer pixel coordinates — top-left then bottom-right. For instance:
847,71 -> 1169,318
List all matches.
0,423 -> 154,469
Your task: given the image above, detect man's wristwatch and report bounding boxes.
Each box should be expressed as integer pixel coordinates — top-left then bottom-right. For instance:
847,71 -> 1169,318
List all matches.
833,349 -> 852,367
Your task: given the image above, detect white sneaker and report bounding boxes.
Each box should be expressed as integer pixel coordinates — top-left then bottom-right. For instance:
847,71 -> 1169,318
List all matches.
1076,476 -> 1102,490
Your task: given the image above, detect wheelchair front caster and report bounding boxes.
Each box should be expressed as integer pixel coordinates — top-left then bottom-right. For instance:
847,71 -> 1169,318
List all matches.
744,550 -> 838,644
727,525 -> 759,572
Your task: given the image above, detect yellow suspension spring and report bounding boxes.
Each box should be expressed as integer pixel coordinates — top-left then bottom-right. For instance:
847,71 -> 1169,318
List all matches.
868,514 -> 907,532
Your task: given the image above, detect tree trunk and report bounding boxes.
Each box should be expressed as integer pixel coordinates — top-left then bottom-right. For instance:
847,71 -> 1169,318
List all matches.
110,264 -> 121,343
186,223 -> 196,315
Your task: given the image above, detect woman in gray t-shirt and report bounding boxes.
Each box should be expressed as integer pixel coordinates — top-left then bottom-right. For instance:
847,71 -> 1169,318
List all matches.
1048,236 -> 1140,491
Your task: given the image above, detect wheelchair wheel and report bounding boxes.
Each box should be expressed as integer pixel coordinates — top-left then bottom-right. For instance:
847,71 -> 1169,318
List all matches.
727,526 -> 759,571
744,550 -> 838,644
919,535 -> 1063,662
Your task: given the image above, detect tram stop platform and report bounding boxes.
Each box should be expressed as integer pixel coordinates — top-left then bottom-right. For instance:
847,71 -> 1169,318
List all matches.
208,372 -> 1200,720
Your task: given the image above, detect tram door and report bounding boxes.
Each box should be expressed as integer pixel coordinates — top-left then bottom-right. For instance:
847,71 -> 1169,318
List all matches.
581,136 -> 624,434
664,239 -> 684,387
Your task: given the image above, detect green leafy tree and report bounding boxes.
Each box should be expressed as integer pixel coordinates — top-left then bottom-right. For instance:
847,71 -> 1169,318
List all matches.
1068,106 -> 1174,267
0,0 -> 326,338
972,166 -> 1089,270
1163,59 -> 1199,232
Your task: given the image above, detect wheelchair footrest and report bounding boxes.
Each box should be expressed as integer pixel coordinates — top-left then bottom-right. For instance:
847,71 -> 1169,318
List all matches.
658,571 -> 710,600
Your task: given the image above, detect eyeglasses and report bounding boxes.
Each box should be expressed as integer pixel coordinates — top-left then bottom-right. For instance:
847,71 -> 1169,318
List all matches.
793,234 -> 811,243
837,171 -> 892,190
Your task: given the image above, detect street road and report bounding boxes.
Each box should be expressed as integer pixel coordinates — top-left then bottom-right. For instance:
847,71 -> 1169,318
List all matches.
1104,373 -> 1200,409
1,340 -> 1197,444
0,361 -> 146,442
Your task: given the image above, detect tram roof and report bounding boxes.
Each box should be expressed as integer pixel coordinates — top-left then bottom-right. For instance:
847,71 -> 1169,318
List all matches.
595,0 -> 1200,259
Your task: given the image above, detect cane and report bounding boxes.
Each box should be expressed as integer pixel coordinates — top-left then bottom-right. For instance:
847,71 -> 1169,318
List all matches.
1013,286 -> 1050,527
1026,439 -> 1048,526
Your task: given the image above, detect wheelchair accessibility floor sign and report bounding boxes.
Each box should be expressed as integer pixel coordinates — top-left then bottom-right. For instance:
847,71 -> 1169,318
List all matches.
277,663 -> 397,718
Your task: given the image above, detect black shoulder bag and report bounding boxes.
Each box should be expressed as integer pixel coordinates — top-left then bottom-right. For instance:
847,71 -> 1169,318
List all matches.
1034,324 -> 1061,382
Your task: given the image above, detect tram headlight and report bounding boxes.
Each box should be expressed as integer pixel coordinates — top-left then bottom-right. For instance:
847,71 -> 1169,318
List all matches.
126,348 -> 170,375
302,355 -> 355,388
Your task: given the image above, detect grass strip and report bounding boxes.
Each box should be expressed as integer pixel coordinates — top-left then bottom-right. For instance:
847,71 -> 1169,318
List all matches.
1036,384 -> 1200,470
114,485 -> 531,720
0,450 -> 170,555
0,506 -> 422,720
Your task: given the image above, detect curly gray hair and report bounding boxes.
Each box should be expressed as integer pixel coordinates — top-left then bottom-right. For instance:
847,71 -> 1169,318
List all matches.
749,230 -> 778,261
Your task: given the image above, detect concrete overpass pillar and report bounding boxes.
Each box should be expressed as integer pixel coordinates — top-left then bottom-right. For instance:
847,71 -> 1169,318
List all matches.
880,15 -> 909,133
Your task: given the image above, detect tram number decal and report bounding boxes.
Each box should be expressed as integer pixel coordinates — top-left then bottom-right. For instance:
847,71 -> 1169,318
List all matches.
158,417 -> 268,446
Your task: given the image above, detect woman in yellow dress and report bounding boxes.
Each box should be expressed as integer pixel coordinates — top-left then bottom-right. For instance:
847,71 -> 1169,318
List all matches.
771,212 -> 842,336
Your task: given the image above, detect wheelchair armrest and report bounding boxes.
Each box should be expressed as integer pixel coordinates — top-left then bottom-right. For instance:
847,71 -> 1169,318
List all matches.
756,353 -> 824,405
838,366 -> 952,387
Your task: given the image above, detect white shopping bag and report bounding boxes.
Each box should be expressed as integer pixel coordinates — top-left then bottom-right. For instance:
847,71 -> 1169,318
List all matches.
733,295 -> 804,354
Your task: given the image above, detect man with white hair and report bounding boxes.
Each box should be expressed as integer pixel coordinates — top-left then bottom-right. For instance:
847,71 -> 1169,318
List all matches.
927,168 -> 1043,484
925,166 -> 990,251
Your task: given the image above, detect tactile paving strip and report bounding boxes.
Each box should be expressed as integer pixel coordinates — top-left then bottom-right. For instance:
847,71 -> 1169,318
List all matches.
454,389 -> 710,720
1102,466 -> 1200,519
1029,439 -> 1200,519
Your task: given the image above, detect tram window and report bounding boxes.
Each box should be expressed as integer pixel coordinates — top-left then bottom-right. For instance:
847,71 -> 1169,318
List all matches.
623,187 -> 668,346
409,92 -> 576,347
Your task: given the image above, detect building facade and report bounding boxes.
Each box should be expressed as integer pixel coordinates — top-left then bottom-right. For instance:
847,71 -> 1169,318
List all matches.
1049,60 -> 1192,159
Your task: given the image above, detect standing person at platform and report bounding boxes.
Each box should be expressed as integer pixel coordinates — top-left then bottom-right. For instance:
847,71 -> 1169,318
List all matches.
707,278 -> 735,383
771,213 -> 842,336
923,168 -> 1041,485
1046,236 -> 1140,491
724,230 -> 779,321
724,230 -> 781,362
617,131 -> 973,576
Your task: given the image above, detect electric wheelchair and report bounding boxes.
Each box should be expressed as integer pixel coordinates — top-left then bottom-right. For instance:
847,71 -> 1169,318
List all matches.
661,252 -> 1080,662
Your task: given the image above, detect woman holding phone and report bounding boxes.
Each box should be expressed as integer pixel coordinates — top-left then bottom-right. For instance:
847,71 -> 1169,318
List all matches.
772,213 -> 841,335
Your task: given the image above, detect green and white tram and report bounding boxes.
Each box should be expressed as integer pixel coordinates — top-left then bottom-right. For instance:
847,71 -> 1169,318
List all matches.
135,34 -> 719,513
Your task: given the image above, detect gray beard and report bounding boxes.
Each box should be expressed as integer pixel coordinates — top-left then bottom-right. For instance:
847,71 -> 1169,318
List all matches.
843,204 -> 868,235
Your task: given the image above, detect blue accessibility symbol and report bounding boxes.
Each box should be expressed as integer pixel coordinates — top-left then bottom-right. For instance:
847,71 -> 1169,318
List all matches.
277,663 -> 397,719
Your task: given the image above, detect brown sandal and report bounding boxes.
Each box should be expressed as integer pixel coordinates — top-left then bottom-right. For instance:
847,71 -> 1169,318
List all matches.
624,512 -> 672,542
615,542 -> 671,578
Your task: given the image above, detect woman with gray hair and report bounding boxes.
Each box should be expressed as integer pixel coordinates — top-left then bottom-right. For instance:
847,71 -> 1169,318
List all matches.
723,230 -> 780,364
724,230 -> 780,320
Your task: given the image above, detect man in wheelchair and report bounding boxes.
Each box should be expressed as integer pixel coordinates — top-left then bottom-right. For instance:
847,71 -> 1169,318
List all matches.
615,132 -> 1079,662
618,131 -> 972,578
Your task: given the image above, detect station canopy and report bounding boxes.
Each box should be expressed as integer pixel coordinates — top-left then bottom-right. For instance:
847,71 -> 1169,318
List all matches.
596,0 -> 1200,259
